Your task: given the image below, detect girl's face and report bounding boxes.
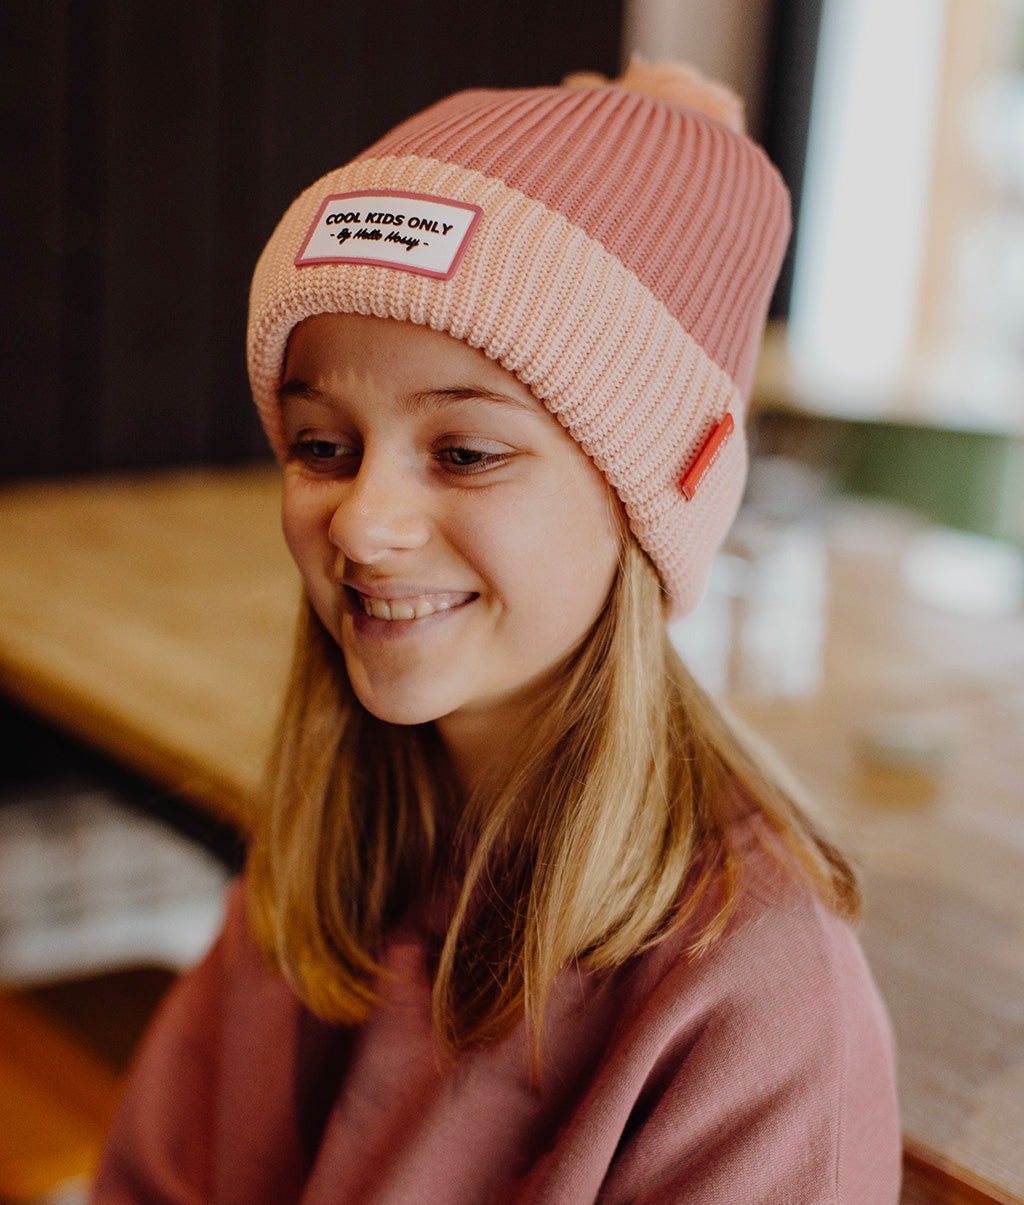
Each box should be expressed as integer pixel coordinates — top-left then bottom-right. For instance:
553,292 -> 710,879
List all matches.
280,313 -> 620,756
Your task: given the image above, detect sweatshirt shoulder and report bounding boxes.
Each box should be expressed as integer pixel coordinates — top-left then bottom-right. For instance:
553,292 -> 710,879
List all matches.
603,841 -> 902,1203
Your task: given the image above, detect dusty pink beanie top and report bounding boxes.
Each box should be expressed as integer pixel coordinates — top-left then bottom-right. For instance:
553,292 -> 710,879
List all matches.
247,61 -> 791,617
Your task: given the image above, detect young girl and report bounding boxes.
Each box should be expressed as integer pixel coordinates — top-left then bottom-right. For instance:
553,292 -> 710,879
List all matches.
93,61 -> 901,1203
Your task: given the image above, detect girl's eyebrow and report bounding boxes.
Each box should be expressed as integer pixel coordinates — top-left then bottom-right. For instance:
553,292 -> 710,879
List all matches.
279,380 -> 324,404
404,386 -> 540,416
279,379 -> 541,417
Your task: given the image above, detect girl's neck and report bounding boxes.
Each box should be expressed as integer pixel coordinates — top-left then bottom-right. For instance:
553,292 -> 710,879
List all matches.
435,683 -> 545,804
436,709 -> 514,802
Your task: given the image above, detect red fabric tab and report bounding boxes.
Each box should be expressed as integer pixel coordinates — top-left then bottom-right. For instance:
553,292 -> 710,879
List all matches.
680,413 -> 735,500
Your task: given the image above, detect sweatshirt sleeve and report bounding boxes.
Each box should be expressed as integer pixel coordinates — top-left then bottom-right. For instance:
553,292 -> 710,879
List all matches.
88,889 -> 235,1205
592,897 -> 902,1205
89,882 -> 315,1205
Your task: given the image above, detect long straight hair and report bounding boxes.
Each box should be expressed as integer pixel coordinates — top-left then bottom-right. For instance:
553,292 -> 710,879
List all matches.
247,539 -> 859,1052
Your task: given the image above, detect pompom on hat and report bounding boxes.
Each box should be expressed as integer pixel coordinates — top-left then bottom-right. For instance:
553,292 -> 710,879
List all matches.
247,59 -> 791,618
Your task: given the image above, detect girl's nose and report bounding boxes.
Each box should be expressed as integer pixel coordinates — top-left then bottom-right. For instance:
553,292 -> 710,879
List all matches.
327,455 -> 430,563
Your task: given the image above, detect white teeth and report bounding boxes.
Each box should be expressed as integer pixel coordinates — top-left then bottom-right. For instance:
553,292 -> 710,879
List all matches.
358,593 -> 459,621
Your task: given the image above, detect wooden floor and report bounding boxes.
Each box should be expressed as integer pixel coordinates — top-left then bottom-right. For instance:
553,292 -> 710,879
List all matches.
0,990 -> 122,1203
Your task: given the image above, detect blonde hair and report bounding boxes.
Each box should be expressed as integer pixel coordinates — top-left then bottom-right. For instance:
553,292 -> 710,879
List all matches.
247,539 -> 858,1052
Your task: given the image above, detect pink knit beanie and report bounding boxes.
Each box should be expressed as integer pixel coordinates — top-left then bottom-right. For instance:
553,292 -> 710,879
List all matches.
247,60 -> 791,617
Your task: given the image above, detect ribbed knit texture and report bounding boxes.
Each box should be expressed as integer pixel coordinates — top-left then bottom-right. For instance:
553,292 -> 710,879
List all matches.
361,87 -> 789,401
247,76 -> 791,617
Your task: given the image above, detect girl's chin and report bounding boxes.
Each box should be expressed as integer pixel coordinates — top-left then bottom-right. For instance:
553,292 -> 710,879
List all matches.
351,693 -> 441,728
347,674 -> 462,728
349,680 -> 509,734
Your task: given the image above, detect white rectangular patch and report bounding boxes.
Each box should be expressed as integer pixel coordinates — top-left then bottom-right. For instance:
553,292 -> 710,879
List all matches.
295,190 -> 483,280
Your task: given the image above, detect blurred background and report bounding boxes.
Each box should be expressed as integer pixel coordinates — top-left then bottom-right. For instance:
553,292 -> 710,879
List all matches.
1,1 -> 1023,1202
3,0 -> 1023,533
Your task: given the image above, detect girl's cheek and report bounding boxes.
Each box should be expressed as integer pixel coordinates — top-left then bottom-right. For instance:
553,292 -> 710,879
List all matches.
282,486 -> 332,561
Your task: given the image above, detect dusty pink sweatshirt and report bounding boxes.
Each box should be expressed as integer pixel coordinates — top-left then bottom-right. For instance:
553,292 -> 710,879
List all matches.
92,827 -> 901,1203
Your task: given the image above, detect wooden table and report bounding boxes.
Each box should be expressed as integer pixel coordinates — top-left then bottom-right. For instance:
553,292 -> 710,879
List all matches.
729,508 -> 1024,1205
0,467 -> 1022,1203
0,467 -> 297,825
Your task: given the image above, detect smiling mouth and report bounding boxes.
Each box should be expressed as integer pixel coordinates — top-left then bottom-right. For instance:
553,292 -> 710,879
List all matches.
351,591 -> 475,621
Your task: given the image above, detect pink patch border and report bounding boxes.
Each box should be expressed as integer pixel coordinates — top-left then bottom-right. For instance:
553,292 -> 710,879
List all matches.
294,189 -> 483,281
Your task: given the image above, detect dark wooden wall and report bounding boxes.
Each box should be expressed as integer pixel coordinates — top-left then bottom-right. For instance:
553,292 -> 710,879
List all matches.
1,0 -> 819,481
1,0 -> 623,479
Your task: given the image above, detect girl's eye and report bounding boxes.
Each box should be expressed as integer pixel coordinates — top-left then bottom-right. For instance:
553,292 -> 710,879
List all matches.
436,445 -> 512,475
288,438 -> 355,470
